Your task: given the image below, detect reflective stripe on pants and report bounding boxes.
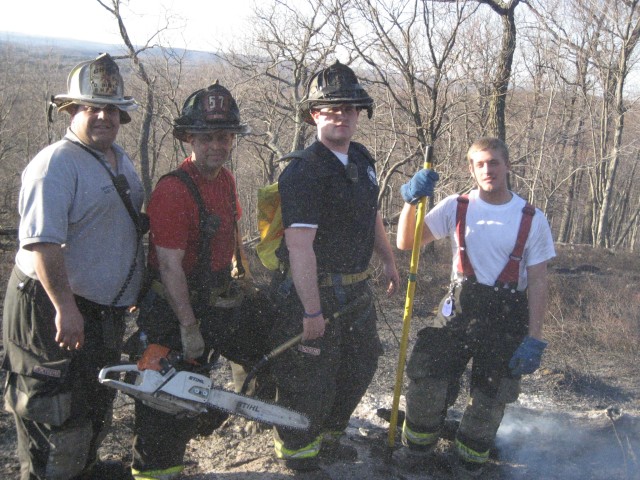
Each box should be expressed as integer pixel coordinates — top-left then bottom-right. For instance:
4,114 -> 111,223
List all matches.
132,464 -> 184,480
274,434 -> 321,460
401,420 -> 439,449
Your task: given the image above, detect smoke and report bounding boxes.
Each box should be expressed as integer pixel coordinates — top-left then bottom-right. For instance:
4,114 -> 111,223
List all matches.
496,403 -> 640,480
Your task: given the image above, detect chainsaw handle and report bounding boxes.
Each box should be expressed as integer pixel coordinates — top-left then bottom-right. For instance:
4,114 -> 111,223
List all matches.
99,363 -> 172,396
98,363 -> 140,382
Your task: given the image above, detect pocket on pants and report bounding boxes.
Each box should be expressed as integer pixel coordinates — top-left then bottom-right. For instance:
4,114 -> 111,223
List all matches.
4,372 -> 73,426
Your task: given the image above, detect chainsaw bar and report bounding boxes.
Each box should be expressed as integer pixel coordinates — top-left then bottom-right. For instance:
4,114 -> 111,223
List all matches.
99,364 -> 309,430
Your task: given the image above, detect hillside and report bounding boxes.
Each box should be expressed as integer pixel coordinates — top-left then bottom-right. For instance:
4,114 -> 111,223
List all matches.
0,243 -> 638,479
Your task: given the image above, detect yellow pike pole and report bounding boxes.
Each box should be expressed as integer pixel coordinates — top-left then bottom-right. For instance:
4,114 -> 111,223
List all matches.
387,145 -> 433,449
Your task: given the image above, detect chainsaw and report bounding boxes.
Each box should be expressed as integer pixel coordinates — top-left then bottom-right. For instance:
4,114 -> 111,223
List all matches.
98,344 -> 309,430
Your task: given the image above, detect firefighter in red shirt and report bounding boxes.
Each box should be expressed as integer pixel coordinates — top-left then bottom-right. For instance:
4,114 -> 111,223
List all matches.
130,82 -> 261,480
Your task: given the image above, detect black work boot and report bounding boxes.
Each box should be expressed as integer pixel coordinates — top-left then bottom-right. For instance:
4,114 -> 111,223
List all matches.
75,460 -> 133,480
452,457 -> 486,479
318,441 -> 358,464
393,443 -> 436,472
281,455 -> 320,472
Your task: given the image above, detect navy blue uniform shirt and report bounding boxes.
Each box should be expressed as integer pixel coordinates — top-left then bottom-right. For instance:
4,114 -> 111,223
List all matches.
277,141 -> 379,274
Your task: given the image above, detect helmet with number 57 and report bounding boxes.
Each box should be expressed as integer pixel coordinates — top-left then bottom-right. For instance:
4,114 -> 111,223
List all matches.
173,81 -> 251,141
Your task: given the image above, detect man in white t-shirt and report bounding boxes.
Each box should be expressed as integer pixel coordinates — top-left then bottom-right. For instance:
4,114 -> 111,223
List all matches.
395,137 -> 555,478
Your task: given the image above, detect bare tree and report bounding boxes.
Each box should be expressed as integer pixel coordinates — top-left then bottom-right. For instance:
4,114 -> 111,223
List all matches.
96,0 -> 169,202
3,0 -> 640,252
592,1 -> 640,247
0,44 -> 71,227
338,0 -> 475,217
529,0 -> 640,248
476,0 -> 522,140
437,0 -> 524,140
220,0 -> 343,184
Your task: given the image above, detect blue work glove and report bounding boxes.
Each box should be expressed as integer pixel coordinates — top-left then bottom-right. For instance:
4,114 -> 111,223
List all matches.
509,336 -> 548,376
400,169 -> 439,205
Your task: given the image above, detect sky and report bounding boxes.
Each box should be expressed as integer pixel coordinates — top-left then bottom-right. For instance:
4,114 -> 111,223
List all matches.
0,0 -> 254,51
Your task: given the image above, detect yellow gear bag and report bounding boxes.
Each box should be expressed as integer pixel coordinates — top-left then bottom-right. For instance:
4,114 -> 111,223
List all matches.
256,182 -> 283,270
256,149 -> 320,270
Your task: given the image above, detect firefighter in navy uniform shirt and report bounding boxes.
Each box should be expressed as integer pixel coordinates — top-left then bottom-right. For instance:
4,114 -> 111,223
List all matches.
270,61 -> 400,473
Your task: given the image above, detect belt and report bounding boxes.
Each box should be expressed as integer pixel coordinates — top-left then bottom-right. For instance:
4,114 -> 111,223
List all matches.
150,279 -> 242,307
451,276 -> 525,294
70,295 -> 128,319
318,269 -> 371,287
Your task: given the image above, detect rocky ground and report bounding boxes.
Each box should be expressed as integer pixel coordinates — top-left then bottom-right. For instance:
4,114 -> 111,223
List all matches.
0,243 -> 639,479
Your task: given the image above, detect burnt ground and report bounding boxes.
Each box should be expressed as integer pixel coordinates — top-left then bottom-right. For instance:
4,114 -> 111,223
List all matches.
0,243 -> 639,479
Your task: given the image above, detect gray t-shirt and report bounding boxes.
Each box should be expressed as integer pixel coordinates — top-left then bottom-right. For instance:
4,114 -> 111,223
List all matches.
15,130 -> 144,306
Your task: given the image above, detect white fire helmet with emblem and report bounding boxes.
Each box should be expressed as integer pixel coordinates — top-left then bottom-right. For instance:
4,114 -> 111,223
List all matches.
51,53 -> 138,124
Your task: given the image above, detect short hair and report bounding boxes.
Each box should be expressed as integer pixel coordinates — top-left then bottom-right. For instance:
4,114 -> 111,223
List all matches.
466,137 -> 509,165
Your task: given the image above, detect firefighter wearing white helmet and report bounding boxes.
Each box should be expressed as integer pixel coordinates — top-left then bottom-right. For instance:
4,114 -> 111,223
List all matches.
269,61 -> 400,472
130,81 -> 271,480
2,53 -> 144,479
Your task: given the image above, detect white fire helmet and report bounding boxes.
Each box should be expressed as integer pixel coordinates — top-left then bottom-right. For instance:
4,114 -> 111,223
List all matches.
51,53 -> 138,124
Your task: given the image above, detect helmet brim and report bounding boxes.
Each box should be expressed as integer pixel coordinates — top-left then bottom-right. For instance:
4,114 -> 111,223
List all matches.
54,98 -> 136,124
301,100 -> 374,126
173,124 -> 251,142
53,95 -> 138,111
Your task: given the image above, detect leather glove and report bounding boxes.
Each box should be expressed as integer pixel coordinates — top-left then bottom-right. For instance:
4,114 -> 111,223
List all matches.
236,275 -> 257,298
509,336 -> 548,376
400,169 -> 440,204
179,323 -> 205,360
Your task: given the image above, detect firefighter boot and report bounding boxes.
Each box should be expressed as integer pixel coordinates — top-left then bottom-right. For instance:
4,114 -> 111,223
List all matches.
393,418 -> 439,472
318,431 -> 358,464
453,389 -> 509,479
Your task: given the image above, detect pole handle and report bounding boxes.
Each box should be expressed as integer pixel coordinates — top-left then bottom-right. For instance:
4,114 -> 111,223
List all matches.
387,145 -> 433,448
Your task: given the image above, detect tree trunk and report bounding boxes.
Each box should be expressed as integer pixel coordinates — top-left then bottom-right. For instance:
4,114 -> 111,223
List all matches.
480,0 -> 520,141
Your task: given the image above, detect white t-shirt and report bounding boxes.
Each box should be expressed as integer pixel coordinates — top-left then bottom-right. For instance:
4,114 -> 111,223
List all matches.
425,190 -> 556,290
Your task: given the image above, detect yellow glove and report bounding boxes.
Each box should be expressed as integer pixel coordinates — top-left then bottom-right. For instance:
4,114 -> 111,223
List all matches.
179,323 -> 205,360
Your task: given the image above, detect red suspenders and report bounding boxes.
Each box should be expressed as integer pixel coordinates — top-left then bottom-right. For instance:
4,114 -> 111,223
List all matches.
455,194 -> 536,288
455,195 -> 473,278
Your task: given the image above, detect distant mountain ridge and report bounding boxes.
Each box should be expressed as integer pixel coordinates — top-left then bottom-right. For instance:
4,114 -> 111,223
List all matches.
0,31 -> 121,56
0,31 -> 217,62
